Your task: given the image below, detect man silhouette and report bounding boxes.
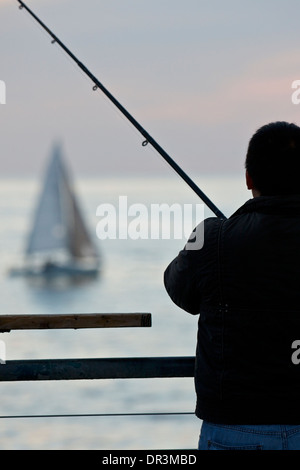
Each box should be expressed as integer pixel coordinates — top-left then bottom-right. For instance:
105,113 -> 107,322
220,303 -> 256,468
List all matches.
164,121 -> 300,450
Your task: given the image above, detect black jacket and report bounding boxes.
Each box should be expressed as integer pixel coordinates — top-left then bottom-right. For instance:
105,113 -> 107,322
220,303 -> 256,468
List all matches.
164,195 -> 300,424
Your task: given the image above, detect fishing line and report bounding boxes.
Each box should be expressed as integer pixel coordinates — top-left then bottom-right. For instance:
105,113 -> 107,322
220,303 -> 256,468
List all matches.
16,0 -> 226,219
0,411 -> 194,419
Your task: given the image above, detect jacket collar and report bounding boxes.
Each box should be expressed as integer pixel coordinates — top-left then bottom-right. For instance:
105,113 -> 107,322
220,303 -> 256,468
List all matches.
230,195 -> 300,218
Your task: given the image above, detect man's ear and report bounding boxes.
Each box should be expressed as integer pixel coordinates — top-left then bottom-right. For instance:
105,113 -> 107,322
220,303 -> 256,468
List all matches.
246,170 -> 254,190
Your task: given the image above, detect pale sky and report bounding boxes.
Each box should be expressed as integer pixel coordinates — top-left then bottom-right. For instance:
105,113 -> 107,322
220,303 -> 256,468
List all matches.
1,0 -> 300,179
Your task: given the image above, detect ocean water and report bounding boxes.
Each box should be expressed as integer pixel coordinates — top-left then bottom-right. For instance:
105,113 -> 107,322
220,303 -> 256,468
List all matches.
0,174 -> 249,450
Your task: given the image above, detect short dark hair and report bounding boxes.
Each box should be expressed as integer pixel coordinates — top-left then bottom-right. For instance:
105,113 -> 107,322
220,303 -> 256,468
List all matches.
245,121 -> 300,195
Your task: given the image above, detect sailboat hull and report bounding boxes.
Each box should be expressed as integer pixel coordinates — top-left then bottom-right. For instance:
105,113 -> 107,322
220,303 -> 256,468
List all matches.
10,262 -> 99,278
39,262 -> 99,278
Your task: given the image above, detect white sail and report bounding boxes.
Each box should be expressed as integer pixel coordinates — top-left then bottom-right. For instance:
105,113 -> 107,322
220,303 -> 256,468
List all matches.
26,144 -> 98,263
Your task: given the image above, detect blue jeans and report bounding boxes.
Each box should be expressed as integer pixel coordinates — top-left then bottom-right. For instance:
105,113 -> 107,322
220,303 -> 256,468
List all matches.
199,421 -> 300,450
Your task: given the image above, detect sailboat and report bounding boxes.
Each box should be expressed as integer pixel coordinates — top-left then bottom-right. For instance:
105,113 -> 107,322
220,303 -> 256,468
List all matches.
10,144 -> 100,278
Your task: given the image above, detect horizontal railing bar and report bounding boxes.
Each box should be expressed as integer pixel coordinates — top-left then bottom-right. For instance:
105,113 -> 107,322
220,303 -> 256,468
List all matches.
0,357 -> 195,381
0,313 -> 151,332
0,412 -> 194,419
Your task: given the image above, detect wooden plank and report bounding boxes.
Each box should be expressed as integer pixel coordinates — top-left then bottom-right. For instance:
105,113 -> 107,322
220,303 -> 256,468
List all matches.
0,313 -> 151,332
0,357 -> 195,381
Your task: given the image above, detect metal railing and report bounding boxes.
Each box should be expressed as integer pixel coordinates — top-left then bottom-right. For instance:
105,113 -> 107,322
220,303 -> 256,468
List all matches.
0,313 -> 195,432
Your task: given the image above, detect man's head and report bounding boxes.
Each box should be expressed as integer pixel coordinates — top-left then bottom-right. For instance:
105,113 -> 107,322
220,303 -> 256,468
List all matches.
245,121 -> 300,196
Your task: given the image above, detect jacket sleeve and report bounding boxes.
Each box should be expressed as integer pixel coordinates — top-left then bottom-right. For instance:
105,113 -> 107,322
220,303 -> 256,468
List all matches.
163,217 -> 221,315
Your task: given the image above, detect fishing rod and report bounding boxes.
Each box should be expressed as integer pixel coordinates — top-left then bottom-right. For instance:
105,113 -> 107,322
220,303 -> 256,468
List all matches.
17,0 -> 226,219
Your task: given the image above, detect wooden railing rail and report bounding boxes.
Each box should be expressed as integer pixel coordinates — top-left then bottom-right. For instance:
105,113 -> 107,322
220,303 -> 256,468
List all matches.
0,313 -> 151,332
0,356 -> 195,381
0,313 -> 195,381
